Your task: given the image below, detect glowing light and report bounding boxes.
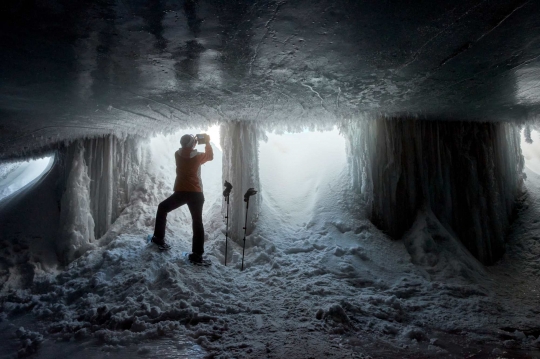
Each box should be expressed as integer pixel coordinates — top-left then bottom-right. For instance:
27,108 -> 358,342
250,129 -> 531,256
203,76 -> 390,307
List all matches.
0,156 -> 54,202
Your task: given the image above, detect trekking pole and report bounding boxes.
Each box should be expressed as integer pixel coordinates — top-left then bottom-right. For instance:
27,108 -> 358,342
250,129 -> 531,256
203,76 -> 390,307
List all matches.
223,181 -> 232,266
241,188 -> 258,271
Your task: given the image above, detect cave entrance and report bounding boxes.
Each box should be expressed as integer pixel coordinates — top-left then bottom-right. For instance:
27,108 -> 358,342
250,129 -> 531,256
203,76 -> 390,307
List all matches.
522,127 -> 540,174
259,127 -> 347,227
0,156 -> 54,202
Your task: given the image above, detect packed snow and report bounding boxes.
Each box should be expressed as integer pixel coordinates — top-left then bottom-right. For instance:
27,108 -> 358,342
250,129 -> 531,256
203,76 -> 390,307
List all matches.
0,127 -> 539,359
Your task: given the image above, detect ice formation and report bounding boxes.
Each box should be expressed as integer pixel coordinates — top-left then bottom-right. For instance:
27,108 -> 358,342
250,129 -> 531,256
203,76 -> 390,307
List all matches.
1,123 -> 539,359
1,125 -> 540,359
52,135 -> 144,262
343,117 -> 525,264
60,136 -> 145,238
58,142 -> 96,263
220,121 -> 263,242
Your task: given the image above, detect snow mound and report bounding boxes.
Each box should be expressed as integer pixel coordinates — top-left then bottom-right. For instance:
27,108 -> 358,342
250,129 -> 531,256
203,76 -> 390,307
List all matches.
403,210 -> 487,283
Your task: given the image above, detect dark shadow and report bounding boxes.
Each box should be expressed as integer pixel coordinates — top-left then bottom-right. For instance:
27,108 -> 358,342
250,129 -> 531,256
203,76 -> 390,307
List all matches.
214,0 -> 255,79
140,0 -> 167,52
174,0 -> 205,80
90,1 -> 118,103
175,40 -> 205,80
184,0 -> 202,38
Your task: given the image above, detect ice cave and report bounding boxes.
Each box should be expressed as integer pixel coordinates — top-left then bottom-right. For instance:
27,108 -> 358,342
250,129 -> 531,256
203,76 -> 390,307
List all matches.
1,0 -> 540,358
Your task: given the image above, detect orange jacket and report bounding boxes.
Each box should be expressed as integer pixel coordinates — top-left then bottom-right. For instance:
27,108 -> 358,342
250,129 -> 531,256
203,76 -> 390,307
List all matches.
173,144 -> 213,192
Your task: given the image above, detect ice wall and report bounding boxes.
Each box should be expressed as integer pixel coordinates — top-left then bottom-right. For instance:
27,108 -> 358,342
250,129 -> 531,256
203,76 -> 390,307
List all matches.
82,136 -> 143,238
220,121 -> 262,241
58,135 -> 144,262
344,117 -> 524,265
58,142 -> 95,263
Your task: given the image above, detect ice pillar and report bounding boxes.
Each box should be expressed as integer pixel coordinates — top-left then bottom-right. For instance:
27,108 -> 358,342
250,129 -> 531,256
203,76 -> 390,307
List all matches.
82,136 -> 142,238
344,118 -> 524,265
220,121 -> 261,241
58,135 -> 142,262
58,141 -> 95,263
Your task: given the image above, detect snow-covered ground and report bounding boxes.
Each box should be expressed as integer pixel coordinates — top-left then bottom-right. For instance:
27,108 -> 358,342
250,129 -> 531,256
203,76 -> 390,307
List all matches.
1,129 -> 540,358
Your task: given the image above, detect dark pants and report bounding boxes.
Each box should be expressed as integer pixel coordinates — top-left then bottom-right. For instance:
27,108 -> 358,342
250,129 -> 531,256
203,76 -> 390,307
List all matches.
153,191 -> 205,254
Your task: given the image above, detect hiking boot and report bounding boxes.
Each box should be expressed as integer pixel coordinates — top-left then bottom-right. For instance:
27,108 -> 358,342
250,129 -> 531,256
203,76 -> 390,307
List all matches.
188,253 -> 203,263
147,235 -> 171,250
157,242 -> 171,250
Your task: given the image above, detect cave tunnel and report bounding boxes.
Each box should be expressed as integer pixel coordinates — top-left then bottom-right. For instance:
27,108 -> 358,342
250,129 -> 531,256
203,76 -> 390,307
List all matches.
1,0 -> 540,357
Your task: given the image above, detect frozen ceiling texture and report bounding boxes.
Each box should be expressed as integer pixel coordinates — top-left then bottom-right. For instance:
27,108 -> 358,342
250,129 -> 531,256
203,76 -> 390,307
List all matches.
1,0 -> 540,158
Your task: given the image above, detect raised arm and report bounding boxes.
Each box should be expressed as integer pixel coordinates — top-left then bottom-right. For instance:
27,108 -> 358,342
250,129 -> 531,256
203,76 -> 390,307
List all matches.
198,134 -> 214,164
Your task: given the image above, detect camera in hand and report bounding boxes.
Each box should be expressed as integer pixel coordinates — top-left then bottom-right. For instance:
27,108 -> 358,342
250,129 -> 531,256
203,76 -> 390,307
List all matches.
195,134 -> 206,145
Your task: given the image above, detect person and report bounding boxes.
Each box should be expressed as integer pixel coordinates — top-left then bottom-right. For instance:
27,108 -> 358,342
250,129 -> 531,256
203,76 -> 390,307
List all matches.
149,133 -> 213,263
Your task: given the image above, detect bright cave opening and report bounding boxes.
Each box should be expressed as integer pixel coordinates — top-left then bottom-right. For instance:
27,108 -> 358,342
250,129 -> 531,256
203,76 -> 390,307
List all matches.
0,156 -> 54,202
259,127 -> 348,227
521,127 -> 540,174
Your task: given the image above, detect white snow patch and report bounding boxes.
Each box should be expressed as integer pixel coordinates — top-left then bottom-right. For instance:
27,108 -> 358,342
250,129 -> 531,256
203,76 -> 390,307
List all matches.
259,127 -> 347,226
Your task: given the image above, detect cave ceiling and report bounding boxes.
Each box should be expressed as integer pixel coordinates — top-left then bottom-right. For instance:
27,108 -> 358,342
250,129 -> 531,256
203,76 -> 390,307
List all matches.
1,0 -> 540,158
